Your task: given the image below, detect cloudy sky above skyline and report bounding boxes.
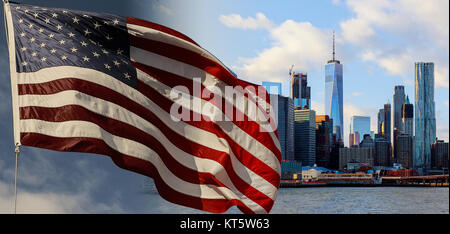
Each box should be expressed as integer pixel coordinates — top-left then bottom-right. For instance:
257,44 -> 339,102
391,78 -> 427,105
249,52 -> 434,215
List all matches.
0,0 -> 448,213
153,0 -> 449,145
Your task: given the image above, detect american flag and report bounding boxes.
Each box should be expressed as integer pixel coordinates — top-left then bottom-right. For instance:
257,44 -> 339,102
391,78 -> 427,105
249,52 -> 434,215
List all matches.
5,2 -> 281,214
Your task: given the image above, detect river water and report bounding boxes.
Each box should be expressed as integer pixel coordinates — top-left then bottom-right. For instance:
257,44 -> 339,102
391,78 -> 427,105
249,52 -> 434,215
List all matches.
270,187 -> 449,214
140,183 -> 449,214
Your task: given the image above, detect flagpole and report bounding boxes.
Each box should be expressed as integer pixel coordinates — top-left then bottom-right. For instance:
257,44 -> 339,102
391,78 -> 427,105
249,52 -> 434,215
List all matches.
2,0 -> 18,214
14,143 -> 20,214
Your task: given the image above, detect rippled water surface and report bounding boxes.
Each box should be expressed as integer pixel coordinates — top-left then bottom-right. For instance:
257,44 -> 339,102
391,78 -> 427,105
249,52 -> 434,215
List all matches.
270,187 -> 449,214
140,183 -> 449,214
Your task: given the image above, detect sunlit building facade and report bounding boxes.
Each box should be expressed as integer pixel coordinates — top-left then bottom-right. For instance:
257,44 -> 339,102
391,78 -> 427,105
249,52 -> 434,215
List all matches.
294,109 -> 316,166
414,62 -> 436,169
351,116 -> 370,143
291,72 -> 311,109
325,56 -> 343,142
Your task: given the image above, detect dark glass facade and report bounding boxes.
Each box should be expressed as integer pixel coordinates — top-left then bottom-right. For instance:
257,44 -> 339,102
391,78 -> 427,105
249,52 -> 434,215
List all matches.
315,115 -> 332,168
325,61 -> 343,141
294,109 -> 316,166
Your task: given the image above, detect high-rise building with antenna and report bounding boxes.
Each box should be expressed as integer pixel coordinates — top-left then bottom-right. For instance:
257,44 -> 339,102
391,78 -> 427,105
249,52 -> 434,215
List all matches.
325,31 -> 344,142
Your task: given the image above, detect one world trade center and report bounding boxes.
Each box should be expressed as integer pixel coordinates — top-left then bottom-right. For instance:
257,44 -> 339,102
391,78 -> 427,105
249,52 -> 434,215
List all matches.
325,32 -> 343,142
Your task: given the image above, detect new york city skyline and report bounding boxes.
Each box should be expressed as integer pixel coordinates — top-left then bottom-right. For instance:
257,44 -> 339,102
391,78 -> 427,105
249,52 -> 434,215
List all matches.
152,0 -> 449,147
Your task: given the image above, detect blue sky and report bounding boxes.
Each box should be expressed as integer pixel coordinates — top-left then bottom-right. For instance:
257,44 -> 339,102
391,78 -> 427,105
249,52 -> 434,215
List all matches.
0,0 -> 448,213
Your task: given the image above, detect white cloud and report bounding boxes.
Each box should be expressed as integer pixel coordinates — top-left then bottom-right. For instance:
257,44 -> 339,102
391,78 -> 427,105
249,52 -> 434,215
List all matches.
343,0 -> 448,47
0,149 -> 124,214
437,124 -> 449,142
311,100 -> 325,116
362,49 -> 449,88
370,52 -> 412,76
341,0 -> 449,88
219,13 -> 274,30
340,18 -> 375,44
435,66 -> 449,89
229,19 -> 330,86
0,180 -> 123,213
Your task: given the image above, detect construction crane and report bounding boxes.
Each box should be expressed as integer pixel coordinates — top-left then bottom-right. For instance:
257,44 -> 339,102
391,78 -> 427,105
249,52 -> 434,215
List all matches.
288,65 -> 294,98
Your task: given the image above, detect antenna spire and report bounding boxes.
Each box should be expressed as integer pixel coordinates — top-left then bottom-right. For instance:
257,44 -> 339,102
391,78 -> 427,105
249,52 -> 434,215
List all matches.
332,30 -> 335,61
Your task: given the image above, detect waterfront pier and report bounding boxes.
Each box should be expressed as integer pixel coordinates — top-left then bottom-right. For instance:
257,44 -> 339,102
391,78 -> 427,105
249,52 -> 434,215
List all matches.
280,174 -> 449,188
381,175 -> 449,187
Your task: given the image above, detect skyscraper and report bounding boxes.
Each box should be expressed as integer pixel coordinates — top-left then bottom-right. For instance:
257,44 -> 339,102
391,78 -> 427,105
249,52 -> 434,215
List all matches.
414,62 -> 436,169
325,32 -> 343,142
291,72 -> 311,109
397,95 -> 414,167
270,94 -> 295,161
402,96 -> 414,136
377,104 -> 391,142
396,134 -> 414,168
393,86 -> 405,161
377,108 -> 385,136
384,103 -> 391,143
431,139 -> 449,170
374,136 -> 392,167
393,86 -> 405,134
350,116 -> 371,143
349,131 -> 360,147
294,109 -> 316,166
360,134 -> 375,148
315,115 -> 332,168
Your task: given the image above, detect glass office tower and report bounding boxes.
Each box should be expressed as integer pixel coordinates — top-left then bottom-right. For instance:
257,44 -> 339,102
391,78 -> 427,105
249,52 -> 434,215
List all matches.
402,96 -> 414,136
414,62 -> 436,169
393,86 -> 406,133
384,103 -> 391,142
262,82 -> 295,161
291,72 -> 311,109
378,109 -> 385,136
325,33 -> 343,142
273,94 -> 295,161
294,109 -> 316,166
351,116 -> 371,143
377,103 -> 391,142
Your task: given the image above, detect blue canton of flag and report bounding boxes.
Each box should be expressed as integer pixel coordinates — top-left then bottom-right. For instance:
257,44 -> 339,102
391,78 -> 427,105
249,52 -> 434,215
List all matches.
12,4 -> 137,88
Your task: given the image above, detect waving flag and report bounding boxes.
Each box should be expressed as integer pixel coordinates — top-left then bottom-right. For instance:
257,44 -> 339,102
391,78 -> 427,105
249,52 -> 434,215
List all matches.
4,2 -> 281,214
